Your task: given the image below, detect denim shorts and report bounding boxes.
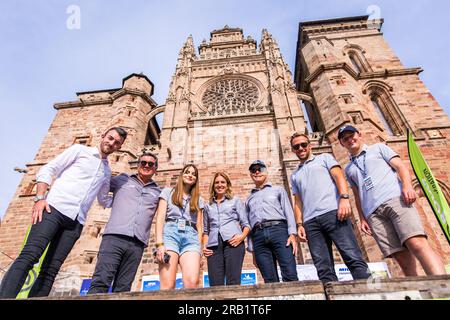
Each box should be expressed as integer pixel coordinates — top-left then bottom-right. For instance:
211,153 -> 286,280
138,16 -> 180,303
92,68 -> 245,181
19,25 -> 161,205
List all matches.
163,221 -> 201,256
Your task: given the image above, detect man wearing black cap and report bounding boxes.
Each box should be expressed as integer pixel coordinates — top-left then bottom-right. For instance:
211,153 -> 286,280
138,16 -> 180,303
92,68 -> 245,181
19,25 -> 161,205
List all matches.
245,160 -> 298,283
338,125 -> 445,276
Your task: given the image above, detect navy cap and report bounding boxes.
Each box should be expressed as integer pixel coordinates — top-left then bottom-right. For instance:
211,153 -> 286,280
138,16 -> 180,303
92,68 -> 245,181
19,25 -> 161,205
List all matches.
249,160 -> 266,170
338,125 -> 359,140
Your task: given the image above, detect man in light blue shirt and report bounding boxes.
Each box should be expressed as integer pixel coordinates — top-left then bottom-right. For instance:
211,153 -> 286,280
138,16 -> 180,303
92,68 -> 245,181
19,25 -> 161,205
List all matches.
339,125 -> 445,277
0,127 -> 127,298
245,160 -> 298,283
290,132 -> 370,283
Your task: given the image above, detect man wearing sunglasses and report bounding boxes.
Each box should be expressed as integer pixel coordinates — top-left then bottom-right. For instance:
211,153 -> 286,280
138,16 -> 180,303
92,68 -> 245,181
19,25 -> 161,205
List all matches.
245,160 -> 298,283
88,152 -> 161,294
290,132 -> 370,284
338,125 -> 445,277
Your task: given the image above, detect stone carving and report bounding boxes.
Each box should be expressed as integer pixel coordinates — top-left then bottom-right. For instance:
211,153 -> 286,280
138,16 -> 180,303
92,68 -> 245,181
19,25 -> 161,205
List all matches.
166,92 -> 176,103
201,78 -> 260,116
348,111 -> 363,124
219,62 -> 238,75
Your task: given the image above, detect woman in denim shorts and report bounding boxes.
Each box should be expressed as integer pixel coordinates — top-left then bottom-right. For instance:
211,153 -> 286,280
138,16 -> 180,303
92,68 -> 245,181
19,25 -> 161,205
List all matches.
154,164 -> 204,289
202,172 -> 250,286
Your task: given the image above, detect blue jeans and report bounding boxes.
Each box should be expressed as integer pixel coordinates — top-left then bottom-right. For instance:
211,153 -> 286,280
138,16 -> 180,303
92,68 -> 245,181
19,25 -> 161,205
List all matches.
251,223 -> 298,283
304,210 -> 371,283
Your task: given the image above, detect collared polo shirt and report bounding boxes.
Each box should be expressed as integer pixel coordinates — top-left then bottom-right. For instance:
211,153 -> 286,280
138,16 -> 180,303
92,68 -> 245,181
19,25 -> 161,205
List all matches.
290,153 -> 341,223
159,187 -> 205,224
345,143 -> 401,218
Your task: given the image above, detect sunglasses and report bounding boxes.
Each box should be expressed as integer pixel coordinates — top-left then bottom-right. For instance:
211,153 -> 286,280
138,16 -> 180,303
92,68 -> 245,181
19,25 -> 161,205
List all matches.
139,160 -> 156,168
292,142 -> 309,151
249,166 -> 266,174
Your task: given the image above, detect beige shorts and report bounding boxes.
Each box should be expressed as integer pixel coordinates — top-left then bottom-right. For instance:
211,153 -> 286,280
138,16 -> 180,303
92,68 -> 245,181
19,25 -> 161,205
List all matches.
366,197 -> 427,258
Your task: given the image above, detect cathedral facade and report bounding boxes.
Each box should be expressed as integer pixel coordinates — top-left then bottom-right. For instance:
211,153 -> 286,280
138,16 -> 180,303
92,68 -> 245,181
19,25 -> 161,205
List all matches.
0,16 -> 448,295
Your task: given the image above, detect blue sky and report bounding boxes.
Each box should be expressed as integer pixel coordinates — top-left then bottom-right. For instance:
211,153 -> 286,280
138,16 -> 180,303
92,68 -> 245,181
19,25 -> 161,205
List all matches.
1,0 -> 449,220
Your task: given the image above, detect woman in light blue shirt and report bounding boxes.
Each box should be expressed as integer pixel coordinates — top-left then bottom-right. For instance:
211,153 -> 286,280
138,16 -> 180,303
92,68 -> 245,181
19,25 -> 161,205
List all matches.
154,164 -> 204,289
202,172 -> 250,286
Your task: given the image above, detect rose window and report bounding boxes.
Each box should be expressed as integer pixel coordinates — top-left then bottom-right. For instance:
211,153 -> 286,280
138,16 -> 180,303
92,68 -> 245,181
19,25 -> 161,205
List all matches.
201,78 -> 260,114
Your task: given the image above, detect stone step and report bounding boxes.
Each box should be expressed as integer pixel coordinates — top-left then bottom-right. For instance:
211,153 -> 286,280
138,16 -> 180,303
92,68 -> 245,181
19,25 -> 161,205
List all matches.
325,275 -> 450,300
22,275 -> 450,300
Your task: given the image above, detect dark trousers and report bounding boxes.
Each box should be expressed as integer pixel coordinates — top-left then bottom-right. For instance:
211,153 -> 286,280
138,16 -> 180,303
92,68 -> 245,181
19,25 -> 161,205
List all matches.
88,234 -> 145,294
304,210 -> 371,283
0,206 -> 83,298
206,234 -> 245,286
251,223 -> 298,283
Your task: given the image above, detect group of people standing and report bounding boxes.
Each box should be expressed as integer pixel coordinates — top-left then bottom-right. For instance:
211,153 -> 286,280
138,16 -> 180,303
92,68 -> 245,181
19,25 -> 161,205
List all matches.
0,125 -> 446,299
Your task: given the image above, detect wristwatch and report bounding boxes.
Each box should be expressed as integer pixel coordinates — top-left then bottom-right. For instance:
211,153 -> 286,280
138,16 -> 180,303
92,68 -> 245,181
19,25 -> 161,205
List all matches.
33,195 -> 46,203
340,194 -> 350,199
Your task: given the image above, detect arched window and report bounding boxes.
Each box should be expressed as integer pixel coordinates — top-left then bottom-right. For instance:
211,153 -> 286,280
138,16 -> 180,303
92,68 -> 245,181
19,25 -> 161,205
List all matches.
363,80 -> 411,137
349,53 -> 363,73
144,105 -> 165,146
371,96 -> 395,136
368,92 -> 403,136
298,92 -> 324,134
344,44 -> 372,73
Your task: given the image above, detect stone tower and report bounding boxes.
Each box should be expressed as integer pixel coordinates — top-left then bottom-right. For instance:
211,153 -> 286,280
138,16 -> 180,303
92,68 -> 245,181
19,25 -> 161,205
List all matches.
0,73 -> 162,294
294,16 -> 450,275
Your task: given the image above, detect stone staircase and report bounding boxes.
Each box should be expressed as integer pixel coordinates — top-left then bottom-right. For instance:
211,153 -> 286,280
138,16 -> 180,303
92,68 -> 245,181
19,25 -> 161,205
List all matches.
24,275 -> 450,300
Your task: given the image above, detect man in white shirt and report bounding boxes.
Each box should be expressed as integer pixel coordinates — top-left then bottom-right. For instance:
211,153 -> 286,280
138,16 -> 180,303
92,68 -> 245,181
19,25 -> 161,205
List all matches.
0,127 -> 127,298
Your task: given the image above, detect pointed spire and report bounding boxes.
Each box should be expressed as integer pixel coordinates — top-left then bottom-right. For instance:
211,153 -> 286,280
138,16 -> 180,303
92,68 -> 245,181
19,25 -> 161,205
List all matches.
178,34 -> 196,58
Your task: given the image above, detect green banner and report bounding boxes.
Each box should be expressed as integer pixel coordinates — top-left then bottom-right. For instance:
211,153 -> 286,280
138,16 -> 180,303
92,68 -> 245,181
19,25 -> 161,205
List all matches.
407,130 -> 450,243
15,225 -> 49,299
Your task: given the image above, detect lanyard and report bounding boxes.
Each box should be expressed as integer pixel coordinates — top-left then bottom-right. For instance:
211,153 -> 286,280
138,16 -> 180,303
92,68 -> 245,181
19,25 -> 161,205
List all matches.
171,188 -> 191,222
352,152 -> 368,177
182,197 -> 190,219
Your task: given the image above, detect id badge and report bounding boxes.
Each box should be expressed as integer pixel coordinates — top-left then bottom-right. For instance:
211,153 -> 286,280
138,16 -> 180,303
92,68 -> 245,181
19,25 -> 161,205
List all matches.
177,218 -> 186,231
363,176 -> 374,191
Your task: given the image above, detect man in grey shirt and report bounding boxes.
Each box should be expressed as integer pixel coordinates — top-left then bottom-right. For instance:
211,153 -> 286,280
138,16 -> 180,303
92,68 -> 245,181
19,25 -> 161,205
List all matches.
245,160 -> 298,283
290,133 -> 370,283
339,125 -> 445,276
88,152 -> 161,294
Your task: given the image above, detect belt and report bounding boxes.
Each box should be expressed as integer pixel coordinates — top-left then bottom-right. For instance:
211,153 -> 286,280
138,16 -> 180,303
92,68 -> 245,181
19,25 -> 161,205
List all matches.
166,218 -> 196,229
253,220 -> 286,230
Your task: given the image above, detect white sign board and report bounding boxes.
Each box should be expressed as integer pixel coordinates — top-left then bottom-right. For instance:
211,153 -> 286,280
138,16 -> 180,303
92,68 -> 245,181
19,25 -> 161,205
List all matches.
277,262 -> 391,282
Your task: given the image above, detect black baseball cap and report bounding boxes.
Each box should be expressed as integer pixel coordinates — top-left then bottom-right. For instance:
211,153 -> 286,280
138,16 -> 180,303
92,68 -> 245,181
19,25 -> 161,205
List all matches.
338,125 -> 359,140
249,160 -> 266,170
